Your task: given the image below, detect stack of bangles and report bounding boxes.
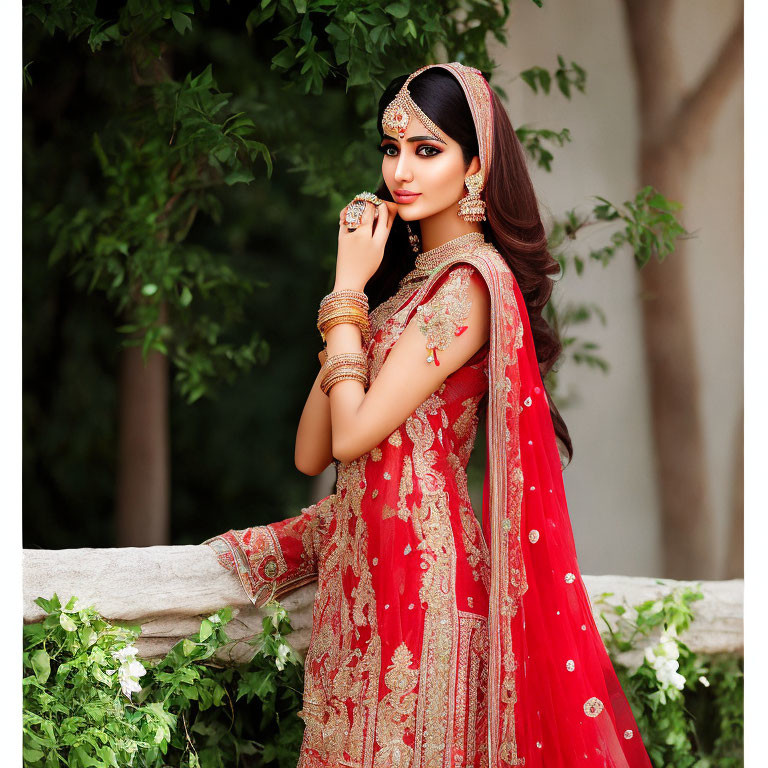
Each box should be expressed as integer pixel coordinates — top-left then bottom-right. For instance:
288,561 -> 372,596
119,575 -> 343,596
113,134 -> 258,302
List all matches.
317,288 -> 371,395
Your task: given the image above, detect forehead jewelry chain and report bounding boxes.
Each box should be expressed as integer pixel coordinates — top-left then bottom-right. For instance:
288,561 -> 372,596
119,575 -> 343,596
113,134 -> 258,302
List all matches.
381,67 -> 445,142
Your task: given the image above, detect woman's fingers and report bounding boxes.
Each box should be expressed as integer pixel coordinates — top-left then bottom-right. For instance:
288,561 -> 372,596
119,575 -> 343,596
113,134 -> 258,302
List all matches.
373,201 -> 394,245
359,201 -> 375,232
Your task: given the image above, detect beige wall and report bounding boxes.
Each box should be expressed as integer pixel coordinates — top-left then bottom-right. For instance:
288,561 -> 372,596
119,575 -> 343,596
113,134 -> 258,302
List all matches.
488,0 -> 743,577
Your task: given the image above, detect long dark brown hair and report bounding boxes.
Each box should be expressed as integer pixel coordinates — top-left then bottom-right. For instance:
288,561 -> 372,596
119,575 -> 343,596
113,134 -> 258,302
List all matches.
367,68 -> 573,464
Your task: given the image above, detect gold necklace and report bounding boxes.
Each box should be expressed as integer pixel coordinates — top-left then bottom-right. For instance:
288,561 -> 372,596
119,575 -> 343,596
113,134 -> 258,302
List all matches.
414,231 -> 485,272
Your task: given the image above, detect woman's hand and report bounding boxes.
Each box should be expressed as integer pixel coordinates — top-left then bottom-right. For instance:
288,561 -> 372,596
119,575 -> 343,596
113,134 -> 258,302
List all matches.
335,200 -> 398,291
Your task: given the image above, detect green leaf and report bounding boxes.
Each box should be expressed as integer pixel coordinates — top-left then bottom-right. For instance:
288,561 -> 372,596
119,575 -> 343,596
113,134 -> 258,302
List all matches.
60,613 -> 77,632
171,12 -> 193,35
31,650 -> 51,683
199,619 -> 214,641
141,283 -> 158,296
385,2 -> 409,19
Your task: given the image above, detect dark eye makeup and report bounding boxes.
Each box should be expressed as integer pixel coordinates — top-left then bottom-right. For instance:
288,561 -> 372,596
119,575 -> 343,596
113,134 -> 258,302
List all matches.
377,143 -> 441,158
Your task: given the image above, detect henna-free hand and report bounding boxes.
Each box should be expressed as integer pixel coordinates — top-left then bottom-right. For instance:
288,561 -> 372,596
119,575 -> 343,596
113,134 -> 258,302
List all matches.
335,200 -> 398,291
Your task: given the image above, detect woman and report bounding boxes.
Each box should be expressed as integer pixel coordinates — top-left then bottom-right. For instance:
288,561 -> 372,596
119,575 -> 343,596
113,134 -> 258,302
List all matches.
204,63 -> 653,768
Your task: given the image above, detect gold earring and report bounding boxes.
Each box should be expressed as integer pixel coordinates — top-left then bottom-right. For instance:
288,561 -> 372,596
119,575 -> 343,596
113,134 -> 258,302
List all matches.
406,222 -> 421,254
458,170 -> 486,222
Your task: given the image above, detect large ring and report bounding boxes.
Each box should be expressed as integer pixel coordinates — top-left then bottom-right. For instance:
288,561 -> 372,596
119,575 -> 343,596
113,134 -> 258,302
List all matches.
344,192 -> 383,231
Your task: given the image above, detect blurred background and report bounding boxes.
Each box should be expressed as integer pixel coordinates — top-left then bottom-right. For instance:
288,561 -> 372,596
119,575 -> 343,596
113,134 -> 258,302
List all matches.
22,0 -> 743,582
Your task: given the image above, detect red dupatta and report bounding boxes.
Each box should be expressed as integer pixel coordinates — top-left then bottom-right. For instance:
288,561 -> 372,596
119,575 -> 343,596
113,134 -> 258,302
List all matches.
414,239 -> 653,768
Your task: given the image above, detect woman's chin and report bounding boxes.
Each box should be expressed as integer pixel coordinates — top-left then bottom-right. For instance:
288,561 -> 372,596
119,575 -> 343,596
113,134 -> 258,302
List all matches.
394,203 -> 422,220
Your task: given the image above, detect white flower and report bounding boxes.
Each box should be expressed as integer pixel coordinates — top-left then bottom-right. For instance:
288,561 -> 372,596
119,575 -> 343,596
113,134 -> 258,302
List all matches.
275,644 -> 291,672
207,613 -> 222,624
698,675 -> 710,687
644,625 -> 686,691
110,644 -> 146,700
117,659 -> 146,699
111,644 -> 139,664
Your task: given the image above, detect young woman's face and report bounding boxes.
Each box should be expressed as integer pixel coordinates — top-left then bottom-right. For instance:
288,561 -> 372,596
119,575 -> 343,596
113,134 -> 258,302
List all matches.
379,115 -> 479,222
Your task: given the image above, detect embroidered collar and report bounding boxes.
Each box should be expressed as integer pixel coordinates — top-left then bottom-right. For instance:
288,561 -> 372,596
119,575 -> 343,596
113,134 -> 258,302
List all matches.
414,231 -> 485,272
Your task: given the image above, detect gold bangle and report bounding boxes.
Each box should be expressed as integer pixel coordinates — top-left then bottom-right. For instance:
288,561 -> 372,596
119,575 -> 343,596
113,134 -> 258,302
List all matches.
320,367 -> 369,395
319,315 -> 371,346
319,352 -> 369,395
320,369 -> 369,395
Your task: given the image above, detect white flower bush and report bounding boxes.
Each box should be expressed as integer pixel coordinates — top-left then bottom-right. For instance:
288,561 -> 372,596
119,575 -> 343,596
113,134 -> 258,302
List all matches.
644,624 -> 686,691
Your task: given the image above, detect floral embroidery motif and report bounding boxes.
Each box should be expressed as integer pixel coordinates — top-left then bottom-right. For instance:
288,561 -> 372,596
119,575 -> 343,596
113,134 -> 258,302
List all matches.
373,642 -> 419,768
624,729 -> 634,739
528,529 -> 540,543
371,447 -> 383,461
564,572 -> 575,583
416,266 -> 474,365
388,429 -> 403,447
566,659 -> 575,671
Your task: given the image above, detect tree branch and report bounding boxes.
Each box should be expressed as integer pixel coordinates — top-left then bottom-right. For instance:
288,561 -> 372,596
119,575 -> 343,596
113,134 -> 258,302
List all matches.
670,8 -> 744,155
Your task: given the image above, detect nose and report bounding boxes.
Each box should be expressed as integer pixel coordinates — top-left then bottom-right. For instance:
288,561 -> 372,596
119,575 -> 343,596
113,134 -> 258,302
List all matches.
393,149 -> 413,184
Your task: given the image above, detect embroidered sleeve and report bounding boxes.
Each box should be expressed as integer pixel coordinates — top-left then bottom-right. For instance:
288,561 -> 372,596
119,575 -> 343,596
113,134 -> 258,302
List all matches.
415,265 -> 475,365
203,494 -> 332,607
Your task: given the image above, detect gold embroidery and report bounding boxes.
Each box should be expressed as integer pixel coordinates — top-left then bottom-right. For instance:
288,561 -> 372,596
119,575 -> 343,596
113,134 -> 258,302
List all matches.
297,456 -> 381,767
373,642 -> 419,768
454,613 -> 489,766
371,447 -> 383,461
405,395 -> 459,768
397,455 -> 414,520
416,266 -> 474,365
388,429 -> 403,447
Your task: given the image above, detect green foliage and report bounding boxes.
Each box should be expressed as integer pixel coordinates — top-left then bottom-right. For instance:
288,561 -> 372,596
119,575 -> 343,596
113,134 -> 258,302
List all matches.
43,59 -> 272,404
519,53 -> 587,98
594,584 -> 743,768
23,593 -> 307,767
23,587 -> 742,767
542,185 -> 692,401
23,0 -> 519,406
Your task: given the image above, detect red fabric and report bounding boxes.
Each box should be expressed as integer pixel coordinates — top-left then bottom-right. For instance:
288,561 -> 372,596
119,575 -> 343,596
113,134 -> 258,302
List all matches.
204,242 -> 653,768
499,274 -> 653,767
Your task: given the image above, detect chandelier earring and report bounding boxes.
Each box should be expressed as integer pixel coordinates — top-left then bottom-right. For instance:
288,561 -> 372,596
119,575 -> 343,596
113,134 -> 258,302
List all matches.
405,222 -> 421,254
458,170 -> 487,222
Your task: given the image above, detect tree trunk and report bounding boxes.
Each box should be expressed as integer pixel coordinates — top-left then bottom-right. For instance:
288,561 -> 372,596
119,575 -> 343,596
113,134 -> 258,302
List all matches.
620,0 -> 743,579
113,42 -> 176,546
115,301 -> 170,545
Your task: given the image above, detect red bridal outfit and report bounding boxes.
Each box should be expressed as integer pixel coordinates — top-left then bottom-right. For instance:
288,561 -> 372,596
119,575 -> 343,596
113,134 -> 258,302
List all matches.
204,232 -> 653,768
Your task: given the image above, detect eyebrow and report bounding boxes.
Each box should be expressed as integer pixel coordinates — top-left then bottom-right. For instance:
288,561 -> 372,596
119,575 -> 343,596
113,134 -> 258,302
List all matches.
380,134 -> 447,145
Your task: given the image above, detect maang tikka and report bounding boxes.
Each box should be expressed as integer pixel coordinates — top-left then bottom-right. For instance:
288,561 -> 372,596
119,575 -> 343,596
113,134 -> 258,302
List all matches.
381,63 -> 494,224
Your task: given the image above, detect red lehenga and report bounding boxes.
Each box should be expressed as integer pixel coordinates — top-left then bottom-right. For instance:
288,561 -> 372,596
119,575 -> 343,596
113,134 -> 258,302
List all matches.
204,233 -> 653,768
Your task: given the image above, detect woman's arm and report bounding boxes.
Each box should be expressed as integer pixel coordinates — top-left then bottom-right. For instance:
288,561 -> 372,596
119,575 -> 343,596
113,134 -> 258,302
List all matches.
294,355 -> 334,476
327,265 -> 490,464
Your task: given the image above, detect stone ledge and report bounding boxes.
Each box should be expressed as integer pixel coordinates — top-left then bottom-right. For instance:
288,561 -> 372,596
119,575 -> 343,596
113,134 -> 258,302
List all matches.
23,547 -> 743,666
